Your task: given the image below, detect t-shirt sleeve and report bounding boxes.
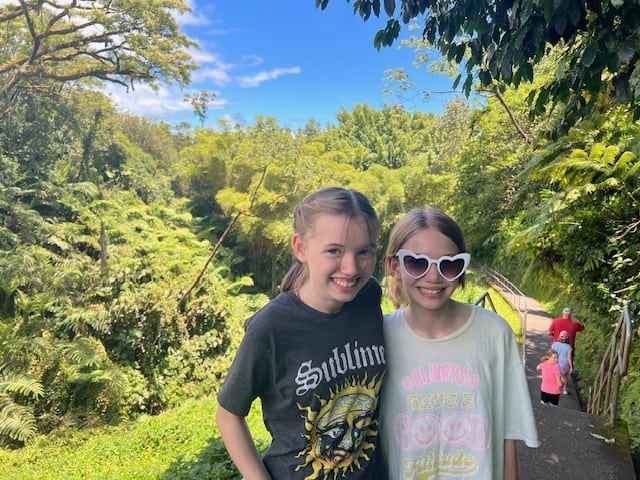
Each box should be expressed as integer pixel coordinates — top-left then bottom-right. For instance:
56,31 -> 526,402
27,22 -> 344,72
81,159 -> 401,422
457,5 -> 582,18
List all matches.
504,329 -> 540,448
217,325 -> 270,417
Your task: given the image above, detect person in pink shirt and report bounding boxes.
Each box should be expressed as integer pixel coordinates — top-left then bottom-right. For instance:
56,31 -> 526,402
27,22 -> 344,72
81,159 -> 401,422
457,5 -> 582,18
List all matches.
537,349 -> 562,405
548,307 -> 584,353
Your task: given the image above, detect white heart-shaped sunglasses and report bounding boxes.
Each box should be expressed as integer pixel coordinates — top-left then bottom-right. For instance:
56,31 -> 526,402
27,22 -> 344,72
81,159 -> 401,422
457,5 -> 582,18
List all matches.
395,249 -> 471,282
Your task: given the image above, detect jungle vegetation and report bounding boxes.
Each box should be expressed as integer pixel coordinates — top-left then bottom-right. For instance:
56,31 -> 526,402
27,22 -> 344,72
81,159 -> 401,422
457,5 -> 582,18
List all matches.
0,0 -> 639,477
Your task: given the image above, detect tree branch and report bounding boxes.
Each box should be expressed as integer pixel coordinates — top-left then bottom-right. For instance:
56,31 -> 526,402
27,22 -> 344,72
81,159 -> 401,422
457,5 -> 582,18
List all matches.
177,166 -> 269,308
478,87 -> 530,142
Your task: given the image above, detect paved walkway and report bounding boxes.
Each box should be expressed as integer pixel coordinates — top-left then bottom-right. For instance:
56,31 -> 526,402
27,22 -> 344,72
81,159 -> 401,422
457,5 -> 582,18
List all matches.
502,292 -> 637,479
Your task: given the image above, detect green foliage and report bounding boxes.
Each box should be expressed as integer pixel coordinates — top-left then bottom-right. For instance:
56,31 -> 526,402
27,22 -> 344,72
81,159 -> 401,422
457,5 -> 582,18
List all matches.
161,439 -> 243,480
325,104 -> 435,169
0,0 -> 197,117
320,0 -> 640,131
0,368 -> 44,445
161,399 -> 270,480
0,88 -> 270,446
510,116 -> 640,310
0,396 -> 270,479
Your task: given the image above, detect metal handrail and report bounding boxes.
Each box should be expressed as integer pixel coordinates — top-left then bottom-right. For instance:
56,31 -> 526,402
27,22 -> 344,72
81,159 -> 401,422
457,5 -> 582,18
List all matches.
587,305 -> 633,424
479,266 -> 528,365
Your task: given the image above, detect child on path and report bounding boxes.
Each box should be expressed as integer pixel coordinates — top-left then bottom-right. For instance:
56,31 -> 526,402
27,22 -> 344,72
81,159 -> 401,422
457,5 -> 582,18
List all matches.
552,330 -> 574,395
216,187 -> 386,480
379,207 -> 539,480
537,349 -> 562,405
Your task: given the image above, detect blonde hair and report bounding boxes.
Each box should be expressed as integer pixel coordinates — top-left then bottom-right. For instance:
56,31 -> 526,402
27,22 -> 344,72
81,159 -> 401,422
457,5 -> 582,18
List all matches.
385,207 -> 467,308
280,187 -> 380,293
541,349 -> 558,362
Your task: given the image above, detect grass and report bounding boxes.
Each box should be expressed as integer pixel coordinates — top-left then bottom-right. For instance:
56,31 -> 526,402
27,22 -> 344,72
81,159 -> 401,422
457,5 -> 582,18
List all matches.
0,396 -> 270,480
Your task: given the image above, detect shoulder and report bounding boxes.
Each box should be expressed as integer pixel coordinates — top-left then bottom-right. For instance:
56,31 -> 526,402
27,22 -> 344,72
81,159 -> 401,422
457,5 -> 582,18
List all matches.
356,277 -> 382,302
464,306 -> 517,347
384,309 -> 402,324
383,309 -> 406,336
471,305 -> 513,332
244,292 -> 296,332
342,277 -> 382,314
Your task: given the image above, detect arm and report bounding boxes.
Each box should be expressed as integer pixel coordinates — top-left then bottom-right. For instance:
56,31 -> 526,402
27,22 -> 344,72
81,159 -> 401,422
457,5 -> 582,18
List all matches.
504,438 -> 519,480
568,349 -> 574,373
216,404 -> 272,480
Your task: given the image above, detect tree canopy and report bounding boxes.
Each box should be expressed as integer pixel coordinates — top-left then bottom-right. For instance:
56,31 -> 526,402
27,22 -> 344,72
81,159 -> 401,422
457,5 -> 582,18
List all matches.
0,0 -> 197,117
317,0 -> 640,130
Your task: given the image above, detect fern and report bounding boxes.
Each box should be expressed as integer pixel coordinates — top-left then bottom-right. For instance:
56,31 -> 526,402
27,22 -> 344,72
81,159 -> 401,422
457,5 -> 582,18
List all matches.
0,371 -> 44,398
62,337 -> 107,369
0,397 -> 39,443
0,370 -> 43,444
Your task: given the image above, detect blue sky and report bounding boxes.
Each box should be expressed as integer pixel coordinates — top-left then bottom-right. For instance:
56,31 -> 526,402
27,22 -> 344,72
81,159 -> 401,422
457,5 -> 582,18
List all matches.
107,1 -> 459,130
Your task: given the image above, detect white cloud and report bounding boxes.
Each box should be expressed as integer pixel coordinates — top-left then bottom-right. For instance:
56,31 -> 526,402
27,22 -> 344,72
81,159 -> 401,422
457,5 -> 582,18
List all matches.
176,0 -> 214,28
49,1 -> 303,122
195,67 -> 232,86
241,55 -> 264,67
104,83 -> 227,118
188,46 -> 219,65
188,47 -> 235,86
237,67 -> 302,88
178,10 -> 213,28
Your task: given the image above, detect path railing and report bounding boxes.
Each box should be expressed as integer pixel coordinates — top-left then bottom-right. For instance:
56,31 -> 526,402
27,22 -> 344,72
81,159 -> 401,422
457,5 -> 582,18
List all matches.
587,304 -> 633,425
479,266 -> 528,365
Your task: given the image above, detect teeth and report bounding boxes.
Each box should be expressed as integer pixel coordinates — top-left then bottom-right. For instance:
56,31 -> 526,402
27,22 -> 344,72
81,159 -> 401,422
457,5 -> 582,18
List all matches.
334,278 -> 357,287
420,288 -> 441,295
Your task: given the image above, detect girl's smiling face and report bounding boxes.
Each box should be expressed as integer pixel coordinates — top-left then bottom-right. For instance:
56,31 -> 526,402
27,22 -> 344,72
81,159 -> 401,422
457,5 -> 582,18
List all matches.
293,213 -> 376,314
391,227 -> 462,312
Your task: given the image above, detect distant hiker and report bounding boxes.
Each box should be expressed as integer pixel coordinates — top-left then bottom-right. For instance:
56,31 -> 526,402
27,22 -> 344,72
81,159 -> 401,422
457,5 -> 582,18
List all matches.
537,349 -> 563,405
548,306 -> 584,353
552,330 -> 574,395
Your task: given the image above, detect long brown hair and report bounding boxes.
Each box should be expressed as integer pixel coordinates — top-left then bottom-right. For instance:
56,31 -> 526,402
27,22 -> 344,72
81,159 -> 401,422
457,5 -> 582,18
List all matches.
280,187 -> 380,293
385,207 -> 467,308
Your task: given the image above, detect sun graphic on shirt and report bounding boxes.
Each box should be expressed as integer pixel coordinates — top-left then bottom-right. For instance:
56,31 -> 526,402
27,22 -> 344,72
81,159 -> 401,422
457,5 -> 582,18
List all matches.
295,374 -> 382,480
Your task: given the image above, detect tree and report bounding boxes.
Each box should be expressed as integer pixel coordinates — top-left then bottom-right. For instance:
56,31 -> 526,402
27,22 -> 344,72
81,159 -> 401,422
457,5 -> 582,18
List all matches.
0,0 -> 197,117
317,0 -> 640,130
322,104 -> 434,169
185,90 -> 216,128
511,112 -> 640,306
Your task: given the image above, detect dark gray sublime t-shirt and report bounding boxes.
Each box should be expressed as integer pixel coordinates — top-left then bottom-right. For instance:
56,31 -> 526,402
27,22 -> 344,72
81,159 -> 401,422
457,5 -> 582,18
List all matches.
218,278 -> 386,479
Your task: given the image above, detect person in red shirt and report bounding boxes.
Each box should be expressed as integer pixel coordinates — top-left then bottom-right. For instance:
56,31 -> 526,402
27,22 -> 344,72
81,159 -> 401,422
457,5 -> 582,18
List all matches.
548,307 -> 585,353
